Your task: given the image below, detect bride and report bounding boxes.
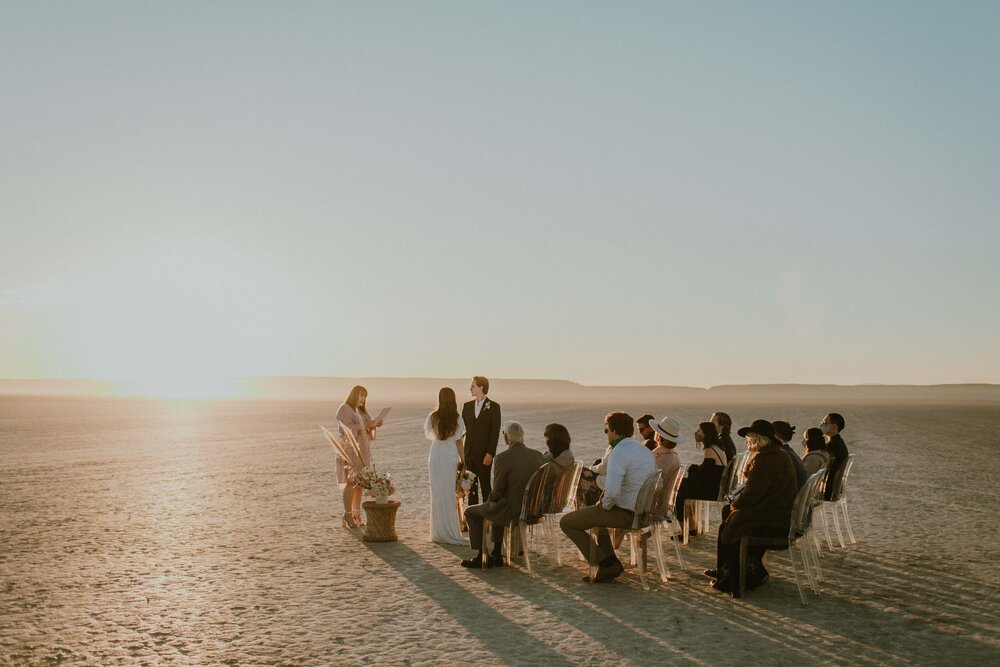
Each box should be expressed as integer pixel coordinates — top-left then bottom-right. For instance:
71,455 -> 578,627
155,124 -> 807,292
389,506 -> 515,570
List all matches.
424,387 -> 469,546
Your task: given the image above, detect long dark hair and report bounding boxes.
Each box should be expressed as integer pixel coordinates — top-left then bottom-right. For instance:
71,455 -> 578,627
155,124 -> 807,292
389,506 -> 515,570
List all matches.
543,423 -> 571,458
804,427 -> 826,452
431,387 -> 459,440
711,411 -> 732,435
345,385 -> 371,417
699,421 -> 722,448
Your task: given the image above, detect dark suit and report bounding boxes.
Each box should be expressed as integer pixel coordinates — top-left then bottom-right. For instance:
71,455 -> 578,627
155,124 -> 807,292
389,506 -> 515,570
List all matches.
824,434 -> 849,500
465,442 -> 545,551
462,398 -> 502,504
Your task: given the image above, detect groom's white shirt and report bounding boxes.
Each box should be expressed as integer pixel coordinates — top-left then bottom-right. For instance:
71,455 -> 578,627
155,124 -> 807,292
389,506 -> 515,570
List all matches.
474,398 -> 485,419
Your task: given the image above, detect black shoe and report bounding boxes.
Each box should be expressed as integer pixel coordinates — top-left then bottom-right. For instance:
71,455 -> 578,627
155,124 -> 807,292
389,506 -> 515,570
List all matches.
745,573 -> 769,591
489,554 -> 505,568
460,554 -> 487,569
711,578 -> 733,593
703,568 -> 718,579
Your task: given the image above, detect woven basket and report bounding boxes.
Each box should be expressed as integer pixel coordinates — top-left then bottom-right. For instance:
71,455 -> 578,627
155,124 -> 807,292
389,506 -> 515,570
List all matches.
362,500 -> 400,542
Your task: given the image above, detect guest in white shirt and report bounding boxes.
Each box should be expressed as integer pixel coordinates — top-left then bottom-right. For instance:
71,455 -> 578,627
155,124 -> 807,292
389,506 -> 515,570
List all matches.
560,412 -> 657,582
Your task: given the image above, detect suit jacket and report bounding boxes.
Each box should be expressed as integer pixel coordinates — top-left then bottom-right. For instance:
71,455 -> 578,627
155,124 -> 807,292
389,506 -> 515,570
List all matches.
479,442 -> 545,525
461,398 -> 502,463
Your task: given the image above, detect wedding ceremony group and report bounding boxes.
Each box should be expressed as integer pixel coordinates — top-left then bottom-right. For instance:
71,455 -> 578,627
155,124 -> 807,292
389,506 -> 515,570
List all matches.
324,376 -> 854,600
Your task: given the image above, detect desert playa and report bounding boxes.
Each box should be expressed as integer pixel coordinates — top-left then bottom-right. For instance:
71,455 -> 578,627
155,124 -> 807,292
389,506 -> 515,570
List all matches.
2,391 -> 998,666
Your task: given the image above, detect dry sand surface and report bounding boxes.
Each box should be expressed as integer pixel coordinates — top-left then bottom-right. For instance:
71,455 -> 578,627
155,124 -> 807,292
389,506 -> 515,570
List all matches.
2,396 -> 999,665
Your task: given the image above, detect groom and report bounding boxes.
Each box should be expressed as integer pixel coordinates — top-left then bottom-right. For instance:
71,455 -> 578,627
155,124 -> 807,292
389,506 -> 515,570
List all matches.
462,376 -> 502,505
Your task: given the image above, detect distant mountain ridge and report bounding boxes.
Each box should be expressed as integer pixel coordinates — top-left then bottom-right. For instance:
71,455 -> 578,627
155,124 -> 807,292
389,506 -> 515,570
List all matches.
3,376 -> 997,404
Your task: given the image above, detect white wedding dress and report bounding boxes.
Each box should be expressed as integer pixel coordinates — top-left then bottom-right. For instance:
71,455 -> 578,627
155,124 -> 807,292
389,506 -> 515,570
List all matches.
425,413 -> 469,546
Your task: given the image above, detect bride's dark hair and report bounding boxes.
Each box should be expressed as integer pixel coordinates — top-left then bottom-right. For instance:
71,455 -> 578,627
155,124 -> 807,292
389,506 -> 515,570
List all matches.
431,387 -> 459,440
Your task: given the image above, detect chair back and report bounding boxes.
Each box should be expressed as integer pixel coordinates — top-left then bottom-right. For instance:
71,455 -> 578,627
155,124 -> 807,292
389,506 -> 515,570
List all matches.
827,454 -> 856,502
790,470 -> 826,538
715,456 -> 740,501
519,463 -> 558,525
734,451 -> 751,484
547,462 -> 584,515
631,469 -> 664,530
652,464 -> 687,522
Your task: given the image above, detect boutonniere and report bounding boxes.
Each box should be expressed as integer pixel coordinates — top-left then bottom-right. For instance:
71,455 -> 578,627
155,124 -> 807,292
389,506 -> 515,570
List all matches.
484,401 -> 491,411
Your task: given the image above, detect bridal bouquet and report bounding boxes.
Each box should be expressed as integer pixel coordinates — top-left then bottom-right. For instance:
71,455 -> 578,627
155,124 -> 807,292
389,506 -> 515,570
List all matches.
352,466 -> 397,498
456,462 -> 476,498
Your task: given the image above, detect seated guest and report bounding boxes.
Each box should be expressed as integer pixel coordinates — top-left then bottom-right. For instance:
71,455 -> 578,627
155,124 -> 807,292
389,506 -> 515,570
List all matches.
542,423 -> 575,471
560,412 -> 657,582
712,411 -> 737,461
649,416 -> 681,475
461,421 -> 545,568
636,414 -> 657,451
709,420 -> 797,597
821,413 -> 849,500
801,427 -> 830,476
772,421 -> 808,489
675,421 -> 728,533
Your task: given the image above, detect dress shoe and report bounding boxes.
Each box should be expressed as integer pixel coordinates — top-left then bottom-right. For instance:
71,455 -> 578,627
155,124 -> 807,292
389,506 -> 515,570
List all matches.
488,554 -> 505,568
589,562 -> 624,583
461,554 -> 489,569
711,578 -> 733,593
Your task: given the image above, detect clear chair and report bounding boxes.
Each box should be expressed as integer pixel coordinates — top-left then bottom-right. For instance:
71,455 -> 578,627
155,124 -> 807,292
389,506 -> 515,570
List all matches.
645,464 -> 688,580
482,464 -> 556,573
819,454 -> 857,549
539,462 -> 584,567
587,470 -> 663,591
684,451 -> 749,544
738,469 -> 826,604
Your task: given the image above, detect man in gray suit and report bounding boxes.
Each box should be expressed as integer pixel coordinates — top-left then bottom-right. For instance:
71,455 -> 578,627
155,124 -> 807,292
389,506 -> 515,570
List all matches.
461,421 -> 545,568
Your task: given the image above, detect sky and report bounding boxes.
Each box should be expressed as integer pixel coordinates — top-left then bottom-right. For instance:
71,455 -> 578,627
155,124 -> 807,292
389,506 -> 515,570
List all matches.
1,1 -> 998,395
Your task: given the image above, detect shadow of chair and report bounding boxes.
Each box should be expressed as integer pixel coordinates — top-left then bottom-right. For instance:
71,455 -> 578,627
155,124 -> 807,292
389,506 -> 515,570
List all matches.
738,469 -> 827,604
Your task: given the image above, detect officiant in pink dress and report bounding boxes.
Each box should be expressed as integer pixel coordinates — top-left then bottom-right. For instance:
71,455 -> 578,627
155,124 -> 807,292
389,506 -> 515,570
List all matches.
337,385 -> 383,528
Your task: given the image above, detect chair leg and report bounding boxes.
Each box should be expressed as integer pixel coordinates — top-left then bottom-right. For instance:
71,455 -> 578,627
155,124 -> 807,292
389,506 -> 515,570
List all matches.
652,525 -> 669,583
738,538 -> 748,596
829,503 -> 846,548
628,532 -> 638,566
587,528 -> 598,583
840,499 -> 857,544
481,519 -> 492,568
671,524 -> 685,570
520,524 -> 535,577
788,542 -> 808,605
819,505 -> 834,552
637,530 -> 650,591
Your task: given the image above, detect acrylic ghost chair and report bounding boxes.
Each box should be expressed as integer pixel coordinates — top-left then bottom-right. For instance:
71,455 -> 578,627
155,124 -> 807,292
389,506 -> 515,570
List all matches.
684,451 -> 749,544
817,454 -> 857,550
537,462 -> 584,568
587,469 -> 664,591
643,464 -> 688,580
738,469 -> 827,604
481,463 -> 557,572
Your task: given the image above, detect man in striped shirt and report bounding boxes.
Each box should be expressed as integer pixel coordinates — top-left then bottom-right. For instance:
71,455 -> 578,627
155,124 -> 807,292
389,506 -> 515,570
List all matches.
560,412 -> 658,582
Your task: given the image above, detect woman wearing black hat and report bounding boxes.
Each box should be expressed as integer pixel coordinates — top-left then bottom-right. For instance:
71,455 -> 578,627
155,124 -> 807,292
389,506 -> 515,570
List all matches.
710,419 -> 797,597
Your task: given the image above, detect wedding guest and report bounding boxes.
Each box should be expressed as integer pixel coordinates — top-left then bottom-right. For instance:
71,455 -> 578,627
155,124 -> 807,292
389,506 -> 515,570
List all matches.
674,421 -> 728,533
560,412 -> 657,582
542,423 -> 575,472
637,414 -> 657,451
772,421 -> 808,489
710,420 -> 797,597
461,421 -> 544,568
461,376 -> 502,505
424,387 -> 469,546
801,427 -> 830,476
649,416 -> 681,476
336,385 -> 384,528
822,413 -> 849,500
712,412 -> 738,461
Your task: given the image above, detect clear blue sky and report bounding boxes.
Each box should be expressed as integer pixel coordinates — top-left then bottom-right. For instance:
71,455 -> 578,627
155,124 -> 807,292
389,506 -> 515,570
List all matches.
2,1 -> 998,392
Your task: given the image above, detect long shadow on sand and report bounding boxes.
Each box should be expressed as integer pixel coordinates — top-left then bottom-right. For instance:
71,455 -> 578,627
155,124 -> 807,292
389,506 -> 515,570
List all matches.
357,537 -> 575,666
